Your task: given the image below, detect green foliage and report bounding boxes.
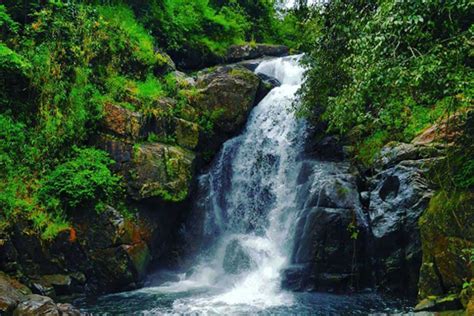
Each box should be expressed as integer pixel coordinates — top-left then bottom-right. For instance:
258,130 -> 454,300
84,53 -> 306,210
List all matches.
39,147 -> 122,212
198,109 -> 226,134
299,0 -> 473,164
0,4 -> 18,37
211,0 -> 276,42
142,0 -> 249,62
430,112 -> 474,191
96,4 -> 163,70
0,0 -> 290,239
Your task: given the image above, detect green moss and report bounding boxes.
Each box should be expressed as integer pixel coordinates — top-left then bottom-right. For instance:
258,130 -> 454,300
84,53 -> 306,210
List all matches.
418,190 -> 474,299
151,187 -> 188,203
357,130 -> 390,166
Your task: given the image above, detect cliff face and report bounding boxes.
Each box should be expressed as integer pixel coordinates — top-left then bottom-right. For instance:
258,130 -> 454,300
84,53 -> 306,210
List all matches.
283,110 -> 473,313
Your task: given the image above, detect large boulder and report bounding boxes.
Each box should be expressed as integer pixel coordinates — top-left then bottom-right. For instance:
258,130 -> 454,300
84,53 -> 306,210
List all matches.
226,44 -> 289,63
192,65 -> 260,155
283,160 -> 370,292
13,295 -> 60,316
367,142 -> 442,296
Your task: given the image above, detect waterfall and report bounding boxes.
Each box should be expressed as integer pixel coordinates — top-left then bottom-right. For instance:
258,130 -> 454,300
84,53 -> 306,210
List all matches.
153,55 -> 308,313
79,55 -> 410,315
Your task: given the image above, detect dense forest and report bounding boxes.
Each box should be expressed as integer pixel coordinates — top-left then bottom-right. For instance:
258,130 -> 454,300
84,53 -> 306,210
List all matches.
0,0 -> 473,314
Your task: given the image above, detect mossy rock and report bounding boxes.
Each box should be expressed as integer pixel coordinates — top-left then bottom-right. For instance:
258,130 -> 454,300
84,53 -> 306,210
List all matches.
193,65 -> 260,134
415,294 -> 463,312
418,191 -> 474,299
129,143 -> 195,202
174,118 -> 199,150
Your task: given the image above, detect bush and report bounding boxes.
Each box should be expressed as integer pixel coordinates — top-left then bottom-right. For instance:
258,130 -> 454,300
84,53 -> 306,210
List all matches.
39,147 -> 122,212
298,0 -> 472,164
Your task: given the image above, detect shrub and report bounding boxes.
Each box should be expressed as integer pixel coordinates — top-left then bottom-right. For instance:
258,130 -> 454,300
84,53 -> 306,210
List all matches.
298,0 -> 472,163
39,147 -> 122,212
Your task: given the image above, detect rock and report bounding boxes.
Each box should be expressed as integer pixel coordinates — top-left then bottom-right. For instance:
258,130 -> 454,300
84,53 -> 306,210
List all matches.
237,58 -> 267,72
1,276 -> 81,316
154,49 -> 176,74
418,191 -> 474,299
173,71 -> 196,88
374,142 -> 444,171
412,109 -> 472,145
285,160 -> 370,292
123,241 -> 152,279
192,65 -> 260,156
13,294 -> 60,316
175,118 -> 199,150
222,239 -> 254,274
129,142 -> 195,201
97,136 -> 196,202
102,103 -> 144,140
255,72 -> 280,103
256,72 -> 281,88
360,191 -> 370,208
414,295 -> 463,312
0,273 -> 27,314
286,206 -> 367,292
226,44 -> 289,63
57,303 -> 81,316
194,65 -> 260,132
0,205 -> 155,297
102,99 -> 200,149
368,157 -> 434,296
33,274 -> 72,298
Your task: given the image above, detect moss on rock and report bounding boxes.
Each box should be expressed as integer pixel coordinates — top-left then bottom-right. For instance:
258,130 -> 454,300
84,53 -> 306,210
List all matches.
418,191 -> 474,300
129,143 -> 195,201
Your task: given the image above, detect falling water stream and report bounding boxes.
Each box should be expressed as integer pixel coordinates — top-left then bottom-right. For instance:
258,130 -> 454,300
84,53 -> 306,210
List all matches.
79,56 -> 413,315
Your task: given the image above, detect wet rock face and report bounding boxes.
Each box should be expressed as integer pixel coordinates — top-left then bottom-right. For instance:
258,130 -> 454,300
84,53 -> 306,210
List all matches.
0,273 -> 80,316
368,161 -> 432,296
283,160 -> 370,293
287,141 -> 448,297
417,191 -> 474,301
0,207 -> 152,297
367,142 -> 443,296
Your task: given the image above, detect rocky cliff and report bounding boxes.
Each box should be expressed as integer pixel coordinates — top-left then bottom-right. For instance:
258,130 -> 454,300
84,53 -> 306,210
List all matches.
0,49 -> 280,311
282,110 -> 473,313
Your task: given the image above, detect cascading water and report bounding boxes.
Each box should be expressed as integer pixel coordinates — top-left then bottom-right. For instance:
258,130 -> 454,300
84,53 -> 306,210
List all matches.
171,55 -> 307,312
79,56 -> 412,315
